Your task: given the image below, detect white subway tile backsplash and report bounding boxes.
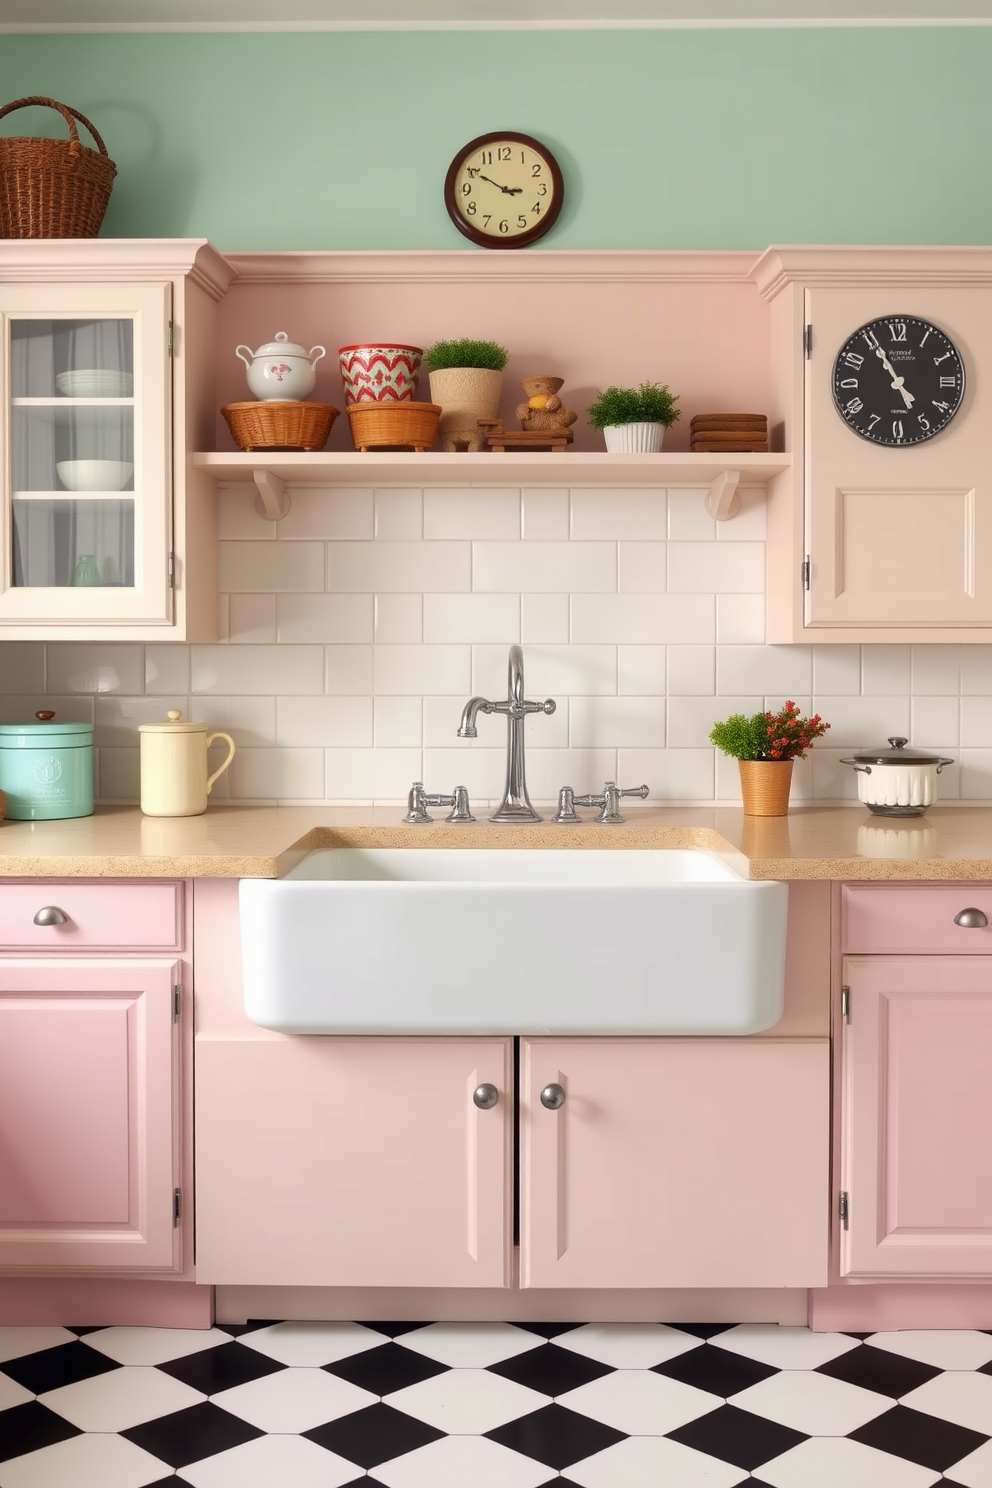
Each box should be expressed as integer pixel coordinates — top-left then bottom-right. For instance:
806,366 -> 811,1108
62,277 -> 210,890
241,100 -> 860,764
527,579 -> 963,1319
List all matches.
424,697 -> 473,748
667,645 -> 715,696
572,593 -> 715,645
570,695 -> 666,750
277,486 -> 373,540
472,644 -> 617,698
618,646 -> 666,696
809,748 -> 861,803
812,646 -> 861,697
667,488 -> 716,541
570,489 -> 666,540
324,645 -> 374,695
424,487 -> 520,540
325,746 -> 424,802
220,541 -> 325,594
912,695 -> 960,748
960,696 -> 992,748
0,642 -> 45,693
422,746 -> 508,802
230,747 -> 325,801
717,644 -> 812,697
958,750 -> 992,800
424,593 -> 520,644
473,542 -> 616,594
276,593 -> 374,644
521,594 -> 570,644
668,542 -> 764,594
217,593 -> 230,643
98,746 -> 140,800
814,695 -> 911,749
374,696 -> 422,747
716,594 -> 764,644
960,647 -> 992,695
668,695 -> 758,749
191,645 -> 324,696
862,645 -> 912,696
716,487 -> 767,541
48,644 -> 143,696
374,645 -> 472,696
276,696 -> 373,747
618,542 -> 667,594
912,645 -> 962,695
217,483 -> 276,541
521,488 -> 569,540
374,488 -> 423,540
620,748 -> 714,802
145,645 -> 190,695
94,694 -> 186,746
189,696 -> 276,746
229,594 -> 277,644
328,541 -> 471,593
375,593 -> 423,643
523,748 -> 618,803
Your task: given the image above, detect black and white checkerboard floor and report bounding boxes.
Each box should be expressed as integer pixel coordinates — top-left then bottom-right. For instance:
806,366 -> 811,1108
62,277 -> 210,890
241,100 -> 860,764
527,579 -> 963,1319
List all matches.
3,1320 -> 992,1486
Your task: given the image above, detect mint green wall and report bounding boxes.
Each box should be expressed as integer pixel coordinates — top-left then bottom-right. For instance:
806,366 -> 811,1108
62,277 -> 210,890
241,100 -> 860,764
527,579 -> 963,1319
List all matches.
0,28 -> 986,250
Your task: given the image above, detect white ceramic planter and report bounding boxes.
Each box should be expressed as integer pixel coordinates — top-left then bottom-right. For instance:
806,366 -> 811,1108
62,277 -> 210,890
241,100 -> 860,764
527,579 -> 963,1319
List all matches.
602,422 -> 665,453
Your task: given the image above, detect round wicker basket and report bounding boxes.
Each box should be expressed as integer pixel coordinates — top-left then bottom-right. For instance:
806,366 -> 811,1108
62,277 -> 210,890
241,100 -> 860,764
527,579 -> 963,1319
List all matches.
347,401 -> 441,452
222,401 -> 339,452
0,97 -> 116,239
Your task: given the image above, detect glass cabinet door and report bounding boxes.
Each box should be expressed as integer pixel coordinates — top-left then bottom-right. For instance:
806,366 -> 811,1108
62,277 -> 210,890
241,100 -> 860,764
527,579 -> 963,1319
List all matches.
1,282 -> 171,625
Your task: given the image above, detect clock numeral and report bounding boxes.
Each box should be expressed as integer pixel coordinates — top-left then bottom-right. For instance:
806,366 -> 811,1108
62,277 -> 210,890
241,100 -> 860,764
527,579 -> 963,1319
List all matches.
480,150 -> 493,164
919,327 -> 932,347
918,415 -> 931,431
933,399 -> 951,412
498,146 -> 511,161
532,201 -> 542,215
887,321 -> 908,341
537,182 -> 548,196
499,219 -> 510,234
934,351 -> 953,365
862,328 -> 881,349
939,375 -> 957,387
843,352 -> 864,369
867,414 -> 881,430
482,214 -> 491,227
892,420 -> 905,440
839,378 -> 859,389
461,183 -> 472,196
517,215 -> 527,230
846,397 -> 864,414
466,201 -> 477,216
531,163 -> 542,176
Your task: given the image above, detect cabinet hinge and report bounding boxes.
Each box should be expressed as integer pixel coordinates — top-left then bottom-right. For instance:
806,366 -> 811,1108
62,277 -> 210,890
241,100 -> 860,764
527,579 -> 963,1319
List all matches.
168,320 -> 174,357
841,985 -> 851,1023
173,984 -> 181,1022
839,1191 -> 850,1230
802,556 -> 811,590
168,552 -> 175,589
804,323 -> 812,359
173,1188 -> 182,1227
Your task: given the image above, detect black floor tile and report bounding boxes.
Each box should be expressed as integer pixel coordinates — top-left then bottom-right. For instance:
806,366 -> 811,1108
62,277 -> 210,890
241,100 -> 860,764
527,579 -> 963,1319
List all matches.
122,1401 -> 263,1470
355,1320 -> 428,1338
666,1403 -> 808,1471
511,1322 -> 583,1339
217,1319 -> 280,1336
487,1341 -> 614,1396
2,1340 -> 120,1394
339,1480 -> 390,1488
485,1403 -> 626,1471
0,1401 -> 82,1462
156,1340 -> 286,1394
323,1341 -> 450,1395
653,1341 -> 777,1397
64,1325 -> 106,1336
305,1402 -> 443,1470
849,1403 -> 989,1472
668,1322 -> 737,1339
816,1342 -> 940,1398
141,1480 -> 180,1487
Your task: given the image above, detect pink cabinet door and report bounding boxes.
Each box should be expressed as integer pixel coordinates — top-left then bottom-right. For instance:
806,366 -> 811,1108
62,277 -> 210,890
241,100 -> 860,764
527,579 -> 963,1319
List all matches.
841,954 -> 992,1278
195,1037 -> 512,1287
520,1038 -> 828,1289
0,959 -> 179,1271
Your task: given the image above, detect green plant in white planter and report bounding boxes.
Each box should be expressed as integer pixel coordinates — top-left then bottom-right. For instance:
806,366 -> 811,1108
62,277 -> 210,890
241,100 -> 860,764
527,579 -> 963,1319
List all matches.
586,381 -> 680,452
424,338 -> 509,451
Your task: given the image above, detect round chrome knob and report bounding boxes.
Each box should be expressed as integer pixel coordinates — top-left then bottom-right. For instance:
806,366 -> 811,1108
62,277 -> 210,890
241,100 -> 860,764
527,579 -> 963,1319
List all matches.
33,906 -> 69,927
540,1083 -> 566,1110
473,1083 -> 499,1110
955,908 -> 989,928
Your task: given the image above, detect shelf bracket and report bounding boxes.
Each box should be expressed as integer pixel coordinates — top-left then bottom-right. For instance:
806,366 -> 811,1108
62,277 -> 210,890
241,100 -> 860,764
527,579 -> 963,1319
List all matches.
252,468 -> 290,522
705,468 -> 742,522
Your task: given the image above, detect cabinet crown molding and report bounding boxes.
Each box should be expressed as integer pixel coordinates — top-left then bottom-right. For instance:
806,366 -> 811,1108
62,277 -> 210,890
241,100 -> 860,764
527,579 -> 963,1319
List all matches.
222,248 -> 757,285
0,238 -> 234,300
752,245 -> 992,302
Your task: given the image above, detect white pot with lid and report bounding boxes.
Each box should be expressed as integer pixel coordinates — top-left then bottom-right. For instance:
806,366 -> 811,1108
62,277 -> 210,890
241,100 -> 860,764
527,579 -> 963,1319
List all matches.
235,330 -> 327,401
139,710 -> 235,817
840,736 -> 953,816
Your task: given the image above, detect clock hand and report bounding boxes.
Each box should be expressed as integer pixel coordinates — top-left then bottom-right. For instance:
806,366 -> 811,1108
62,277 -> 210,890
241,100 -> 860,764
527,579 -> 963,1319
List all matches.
874,346 -> 915,409
478,174 -> 523,196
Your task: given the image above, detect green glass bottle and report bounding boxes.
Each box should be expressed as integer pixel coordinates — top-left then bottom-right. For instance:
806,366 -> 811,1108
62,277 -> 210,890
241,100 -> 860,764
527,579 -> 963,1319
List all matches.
71,554 -> 102,587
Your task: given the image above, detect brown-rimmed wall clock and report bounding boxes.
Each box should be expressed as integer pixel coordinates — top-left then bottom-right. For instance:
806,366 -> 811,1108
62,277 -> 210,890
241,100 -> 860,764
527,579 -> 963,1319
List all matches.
444,132 -> 564,249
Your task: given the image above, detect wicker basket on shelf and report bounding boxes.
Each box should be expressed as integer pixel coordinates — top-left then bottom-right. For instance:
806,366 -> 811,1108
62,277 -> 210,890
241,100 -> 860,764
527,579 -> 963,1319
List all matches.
222,401 -> 339,452
0,96 -> 117,238
347,401 -> 441,452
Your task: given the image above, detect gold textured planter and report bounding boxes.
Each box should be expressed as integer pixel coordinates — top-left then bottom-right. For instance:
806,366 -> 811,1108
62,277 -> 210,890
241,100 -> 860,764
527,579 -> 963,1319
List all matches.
738,759 -> 794,816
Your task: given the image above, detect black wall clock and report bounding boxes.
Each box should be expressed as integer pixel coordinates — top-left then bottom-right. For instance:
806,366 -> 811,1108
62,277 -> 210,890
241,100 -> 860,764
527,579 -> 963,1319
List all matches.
832,315 -> 965,446
444,132 -> 564,249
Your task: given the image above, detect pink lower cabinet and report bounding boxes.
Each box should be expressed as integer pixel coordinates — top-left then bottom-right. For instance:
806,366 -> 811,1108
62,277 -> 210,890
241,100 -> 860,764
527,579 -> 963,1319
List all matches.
519,1038 -> 829,1289
840,954 -> 992,1278
0,959 -> 181,1270
195,1037 -> 513,1287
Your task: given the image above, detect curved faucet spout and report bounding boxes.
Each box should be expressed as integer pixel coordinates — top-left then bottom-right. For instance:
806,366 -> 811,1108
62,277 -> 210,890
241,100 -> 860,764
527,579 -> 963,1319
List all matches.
457,697 -> 495,739
455,646 -> 557,823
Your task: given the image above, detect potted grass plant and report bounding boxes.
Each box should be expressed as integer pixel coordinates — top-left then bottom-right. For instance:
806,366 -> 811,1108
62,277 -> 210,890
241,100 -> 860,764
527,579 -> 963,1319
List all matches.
586,381 -> 680,453
423,338 -> 509,451
710,702 -> 830,815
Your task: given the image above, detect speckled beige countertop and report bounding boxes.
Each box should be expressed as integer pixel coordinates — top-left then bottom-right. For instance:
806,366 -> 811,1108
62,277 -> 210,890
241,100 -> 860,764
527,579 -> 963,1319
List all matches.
2,803 -> 992,879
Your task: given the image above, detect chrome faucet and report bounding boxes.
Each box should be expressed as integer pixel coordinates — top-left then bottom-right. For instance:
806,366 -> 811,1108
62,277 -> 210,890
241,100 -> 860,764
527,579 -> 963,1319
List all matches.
457,645 -> 556,823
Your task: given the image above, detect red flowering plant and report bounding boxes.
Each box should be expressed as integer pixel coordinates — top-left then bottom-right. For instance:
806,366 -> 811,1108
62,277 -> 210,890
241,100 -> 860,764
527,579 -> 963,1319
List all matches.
709,701 -> 830,761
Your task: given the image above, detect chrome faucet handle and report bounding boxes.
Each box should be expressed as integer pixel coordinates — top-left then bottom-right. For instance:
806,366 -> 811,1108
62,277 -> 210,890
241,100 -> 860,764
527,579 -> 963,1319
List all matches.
403,782 -> 434,824
596,781 -> 650,824
445,786 -> 476,824
551,786 -> 582,824
404,782 -> 476,825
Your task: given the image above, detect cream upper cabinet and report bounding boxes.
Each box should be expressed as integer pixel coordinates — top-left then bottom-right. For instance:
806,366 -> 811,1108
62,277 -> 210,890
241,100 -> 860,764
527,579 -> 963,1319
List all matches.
0,240 -> 232,641
755,247 -> 992,643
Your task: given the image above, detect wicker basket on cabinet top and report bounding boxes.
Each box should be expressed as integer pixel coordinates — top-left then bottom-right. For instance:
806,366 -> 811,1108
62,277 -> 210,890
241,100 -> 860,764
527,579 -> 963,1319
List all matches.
0,96 -> 116,238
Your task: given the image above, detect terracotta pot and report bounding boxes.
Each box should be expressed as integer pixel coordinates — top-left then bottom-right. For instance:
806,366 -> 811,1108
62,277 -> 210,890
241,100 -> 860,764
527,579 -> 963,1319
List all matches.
428,366 -> 503,451
738,759 -> 794,817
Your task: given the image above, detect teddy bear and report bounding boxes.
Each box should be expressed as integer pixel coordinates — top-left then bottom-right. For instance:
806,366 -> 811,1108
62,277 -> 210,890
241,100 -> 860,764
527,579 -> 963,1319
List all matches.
515,376 -> 577,441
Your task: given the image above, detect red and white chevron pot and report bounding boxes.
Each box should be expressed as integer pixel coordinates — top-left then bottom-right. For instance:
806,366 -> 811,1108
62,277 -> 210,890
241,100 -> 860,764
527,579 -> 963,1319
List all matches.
338,343 -> 423,404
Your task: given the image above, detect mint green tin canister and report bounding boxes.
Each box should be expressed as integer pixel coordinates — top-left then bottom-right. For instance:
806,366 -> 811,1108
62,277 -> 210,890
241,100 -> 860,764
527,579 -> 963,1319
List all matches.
0,712 -> 94,820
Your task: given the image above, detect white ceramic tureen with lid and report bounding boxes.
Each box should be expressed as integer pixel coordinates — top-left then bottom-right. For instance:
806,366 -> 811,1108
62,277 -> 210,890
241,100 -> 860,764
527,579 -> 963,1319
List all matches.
840,736 -> 954,816
236,331 -> 327,401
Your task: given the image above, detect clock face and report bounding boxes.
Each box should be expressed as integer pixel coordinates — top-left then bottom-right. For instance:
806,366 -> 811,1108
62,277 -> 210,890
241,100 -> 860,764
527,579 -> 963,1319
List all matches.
832,316 -> 965,446
444,132 -> 563,249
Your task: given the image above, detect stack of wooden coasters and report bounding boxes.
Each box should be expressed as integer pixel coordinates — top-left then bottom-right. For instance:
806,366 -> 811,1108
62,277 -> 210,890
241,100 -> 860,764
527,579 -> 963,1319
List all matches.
690,413 -> 768,452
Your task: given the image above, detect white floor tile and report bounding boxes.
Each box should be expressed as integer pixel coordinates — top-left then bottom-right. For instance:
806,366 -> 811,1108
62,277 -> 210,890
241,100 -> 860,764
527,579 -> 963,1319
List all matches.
555,1322 -> 702,1368
237,1320 -> 387,1366
0,1432 -> 170,1488
900,1367 -> 992,1435
558,1368 -> 719,1435
212,1365 -> 376,1432
942,1436 -> 992,1487
82,1326 -> 234,1367
757,1435 -> 942,1488
384,1366 -> 549,1433
710,1324 -> 859,1370
729,1368 -> 891,1435
374,1433 -> 552,1488
867,1329 -> 992,1372
178,1432 -> 360,1488
39,1363 -> 204,1431
0,1371 -> 33,1410
567,1434 -> 749,1487
396,1322 -> 543,1368
0,1328 -> 75,1364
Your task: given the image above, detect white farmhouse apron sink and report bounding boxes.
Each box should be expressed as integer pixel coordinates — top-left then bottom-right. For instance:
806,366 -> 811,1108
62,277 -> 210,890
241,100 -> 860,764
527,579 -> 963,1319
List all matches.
239,848 -> 788,1036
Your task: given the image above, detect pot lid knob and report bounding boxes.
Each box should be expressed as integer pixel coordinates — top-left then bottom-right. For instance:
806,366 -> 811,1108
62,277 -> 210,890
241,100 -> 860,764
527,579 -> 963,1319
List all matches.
35,710 -> 55,721
887,737 -> 909,749
167,710 -> 183,721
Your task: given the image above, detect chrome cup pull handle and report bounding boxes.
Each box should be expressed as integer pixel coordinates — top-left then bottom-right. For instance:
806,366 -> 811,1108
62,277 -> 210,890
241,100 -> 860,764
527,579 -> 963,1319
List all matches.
955,908 -> 989,929
33,906 -> 69,927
